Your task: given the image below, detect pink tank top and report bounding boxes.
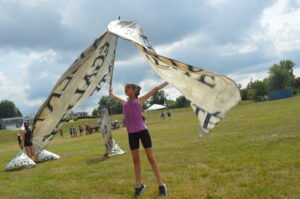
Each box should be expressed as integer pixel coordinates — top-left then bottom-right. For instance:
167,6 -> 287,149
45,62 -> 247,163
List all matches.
123,98 -> 147,133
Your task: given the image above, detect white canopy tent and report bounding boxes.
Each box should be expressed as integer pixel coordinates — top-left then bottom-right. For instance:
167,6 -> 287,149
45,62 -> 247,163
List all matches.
145,104 -> 166,112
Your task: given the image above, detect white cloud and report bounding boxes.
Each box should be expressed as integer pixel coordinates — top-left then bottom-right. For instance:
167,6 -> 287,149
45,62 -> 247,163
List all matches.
208,0 -> 229,7
219,43 -> 258,56
254,0 -> 300,52
36,71 -> 60,80
0,71 -> 38,110
294,67 -> 300,77
164,87 -> 182,100
155,33 -> 206,57
227,70 -> 269,88
0,49 -> 66,114
20,0 -> 48,7
115,55 -> 144,67
0,72 -> 6,82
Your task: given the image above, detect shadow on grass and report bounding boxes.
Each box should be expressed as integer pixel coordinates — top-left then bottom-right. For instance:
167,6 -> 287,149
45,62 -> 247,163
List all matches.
86,155 -> 109,165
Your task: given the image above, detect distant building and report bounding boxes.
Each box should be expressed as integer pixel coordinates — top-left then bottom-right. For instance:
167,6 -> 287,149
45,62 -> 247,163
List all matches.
68,112 -> 88,118
23,115 -> 35,124
0,117 -> 23,130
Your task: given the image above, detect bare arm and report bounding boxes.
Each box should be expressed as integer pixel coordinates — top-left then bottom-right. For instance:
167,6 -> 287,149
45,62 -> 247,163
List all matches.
139,81 -> 169,104
21,130 -> 25,149
109,88 -> 126,105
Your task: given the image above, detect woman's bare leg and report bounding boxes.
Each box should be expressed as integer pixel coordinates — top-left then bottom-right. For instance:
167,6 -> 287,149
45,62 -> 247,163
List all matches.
131,149 -> 142,187
144,147 -> 163,185
24,147 -> 32,159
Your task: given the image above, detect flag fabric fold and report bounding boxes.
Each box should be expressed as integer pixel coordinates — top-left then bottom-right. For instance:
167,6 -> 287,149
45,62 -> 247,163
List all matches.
98,106 -> 125,156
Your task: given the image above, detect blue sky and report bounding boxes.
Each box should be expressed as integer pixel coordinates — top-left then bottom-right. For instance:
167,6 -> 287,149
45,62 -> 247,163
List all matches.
1,0 -> 300,116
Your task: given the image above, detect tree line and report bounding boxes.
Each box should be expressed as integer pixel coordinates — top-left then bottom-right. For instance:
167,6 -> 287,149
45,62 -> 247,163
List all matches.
240,60 -> 300,101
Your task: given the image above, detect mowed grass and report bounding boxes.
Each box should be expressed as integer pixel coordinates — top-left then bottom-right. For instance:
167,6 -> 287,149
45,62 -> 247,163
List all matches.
0,96 -> 300,199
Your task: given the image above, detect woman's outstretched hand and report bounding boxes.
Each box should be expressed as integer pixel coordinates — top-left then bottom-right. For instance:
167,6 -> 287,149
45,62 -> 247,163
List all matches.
109,88 -> 126,104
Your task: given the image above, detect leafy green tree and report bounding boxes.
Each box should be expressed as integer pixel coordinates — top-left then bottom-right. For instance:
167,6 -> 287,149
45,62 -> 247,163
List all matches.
0,100 -> 22,119
268,60 -> 295,91
240,89 -> 249,100
165,99 -> 176,109
92,108 -> 99,117
293,77 -> 300,89
247,89 -> 255,101
149,90 -> 167,105
251,80 -> 268,102
97,96 -> 122,115
174,95 -> 190,108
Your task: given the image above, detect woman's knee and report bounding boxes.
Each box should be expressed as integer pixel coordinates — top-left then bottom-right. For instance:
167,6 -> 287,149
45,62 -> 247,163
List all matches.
131,151 -> 140,164
132,156 -> 140,165
147,155 -> 156,164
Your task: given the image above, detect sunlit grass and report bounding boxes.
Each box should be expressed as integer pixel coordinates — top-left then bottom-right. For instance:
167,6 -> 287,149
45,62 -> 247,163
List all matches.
0,96 -> 299,199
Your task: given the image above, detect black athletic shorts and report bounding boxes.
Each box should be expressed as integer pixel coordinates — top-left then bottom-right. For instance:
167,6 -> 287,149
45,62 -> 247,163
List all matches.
128,129 -> 152,150
24,141 -> 33,147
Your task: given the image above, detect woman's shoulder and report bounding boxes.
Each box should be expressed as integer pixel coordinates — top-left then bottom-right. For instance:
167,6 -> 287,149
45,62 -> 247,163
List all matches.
137,98 -> 144,105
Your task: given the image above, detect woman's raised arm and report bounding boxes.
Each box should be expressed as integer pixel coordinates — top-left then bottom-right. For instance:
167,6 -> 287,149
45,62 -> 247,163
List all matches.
139,82 -> 169,104
109,88 -> 126,105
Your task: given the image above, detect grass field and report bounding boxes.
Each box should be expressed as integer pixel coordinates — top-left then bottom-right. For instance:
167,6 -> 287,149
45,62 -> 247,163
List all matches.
0,96 -> 300,199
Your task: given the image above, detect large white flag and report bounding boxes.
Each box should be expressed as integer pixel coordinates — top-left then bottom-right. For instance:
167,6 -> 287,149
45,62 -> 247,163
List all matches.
32,32 -> 117,152
107,20 -> 241,136
31,20 -> 240,153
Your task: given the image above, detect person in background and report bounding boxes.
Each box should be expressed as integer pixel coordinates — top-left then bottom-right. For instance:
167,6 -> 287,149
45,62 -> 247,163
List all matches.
160,111 -> 165,121
73,126 -> 78,137
85,124 -> 91,135
21,121 -> 37,160
17,134 -> 22,149
79,125 -> 84,137
109,81 -> 169,197
167,110 -> 172,120
69,125 -> 74,138
59,129 -> 64,139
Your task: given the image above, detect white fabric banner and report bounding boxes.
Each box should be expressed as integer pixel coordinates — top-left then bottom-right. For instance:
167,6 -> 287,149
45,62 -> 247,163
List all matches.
36,150 -> 60,163
108,20 -> 241,136
99,106 -> 125,156
4,151 -> 36,171
32,32 -> 117,152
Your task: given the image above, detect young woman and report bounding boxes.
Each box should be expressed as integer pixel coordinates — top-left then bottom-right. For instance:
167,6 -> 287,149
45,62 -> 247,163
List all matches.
21,121 -> 37,160
109,81 -> 169,196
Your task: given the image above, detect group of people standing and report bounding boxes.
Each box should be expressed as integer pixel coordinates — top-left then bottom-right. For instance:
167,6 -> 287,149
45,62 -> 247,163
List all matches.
65,124 -> 94,138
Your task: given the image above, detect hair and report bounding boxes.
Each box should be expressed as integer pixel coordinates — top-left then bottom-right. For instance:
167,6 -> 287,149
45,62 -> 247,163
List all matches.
127,83 -> 141,98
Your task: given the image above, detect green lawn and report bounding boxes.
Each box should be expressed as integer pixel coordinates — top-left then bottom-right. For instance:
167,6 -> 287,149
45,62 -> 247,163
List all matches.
0,96 -> 299,199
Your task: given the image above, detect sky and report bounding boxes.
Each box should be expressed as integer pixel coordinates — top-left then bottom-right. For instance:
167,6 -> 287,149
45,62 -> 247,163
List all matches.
1,0 -> 300,116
